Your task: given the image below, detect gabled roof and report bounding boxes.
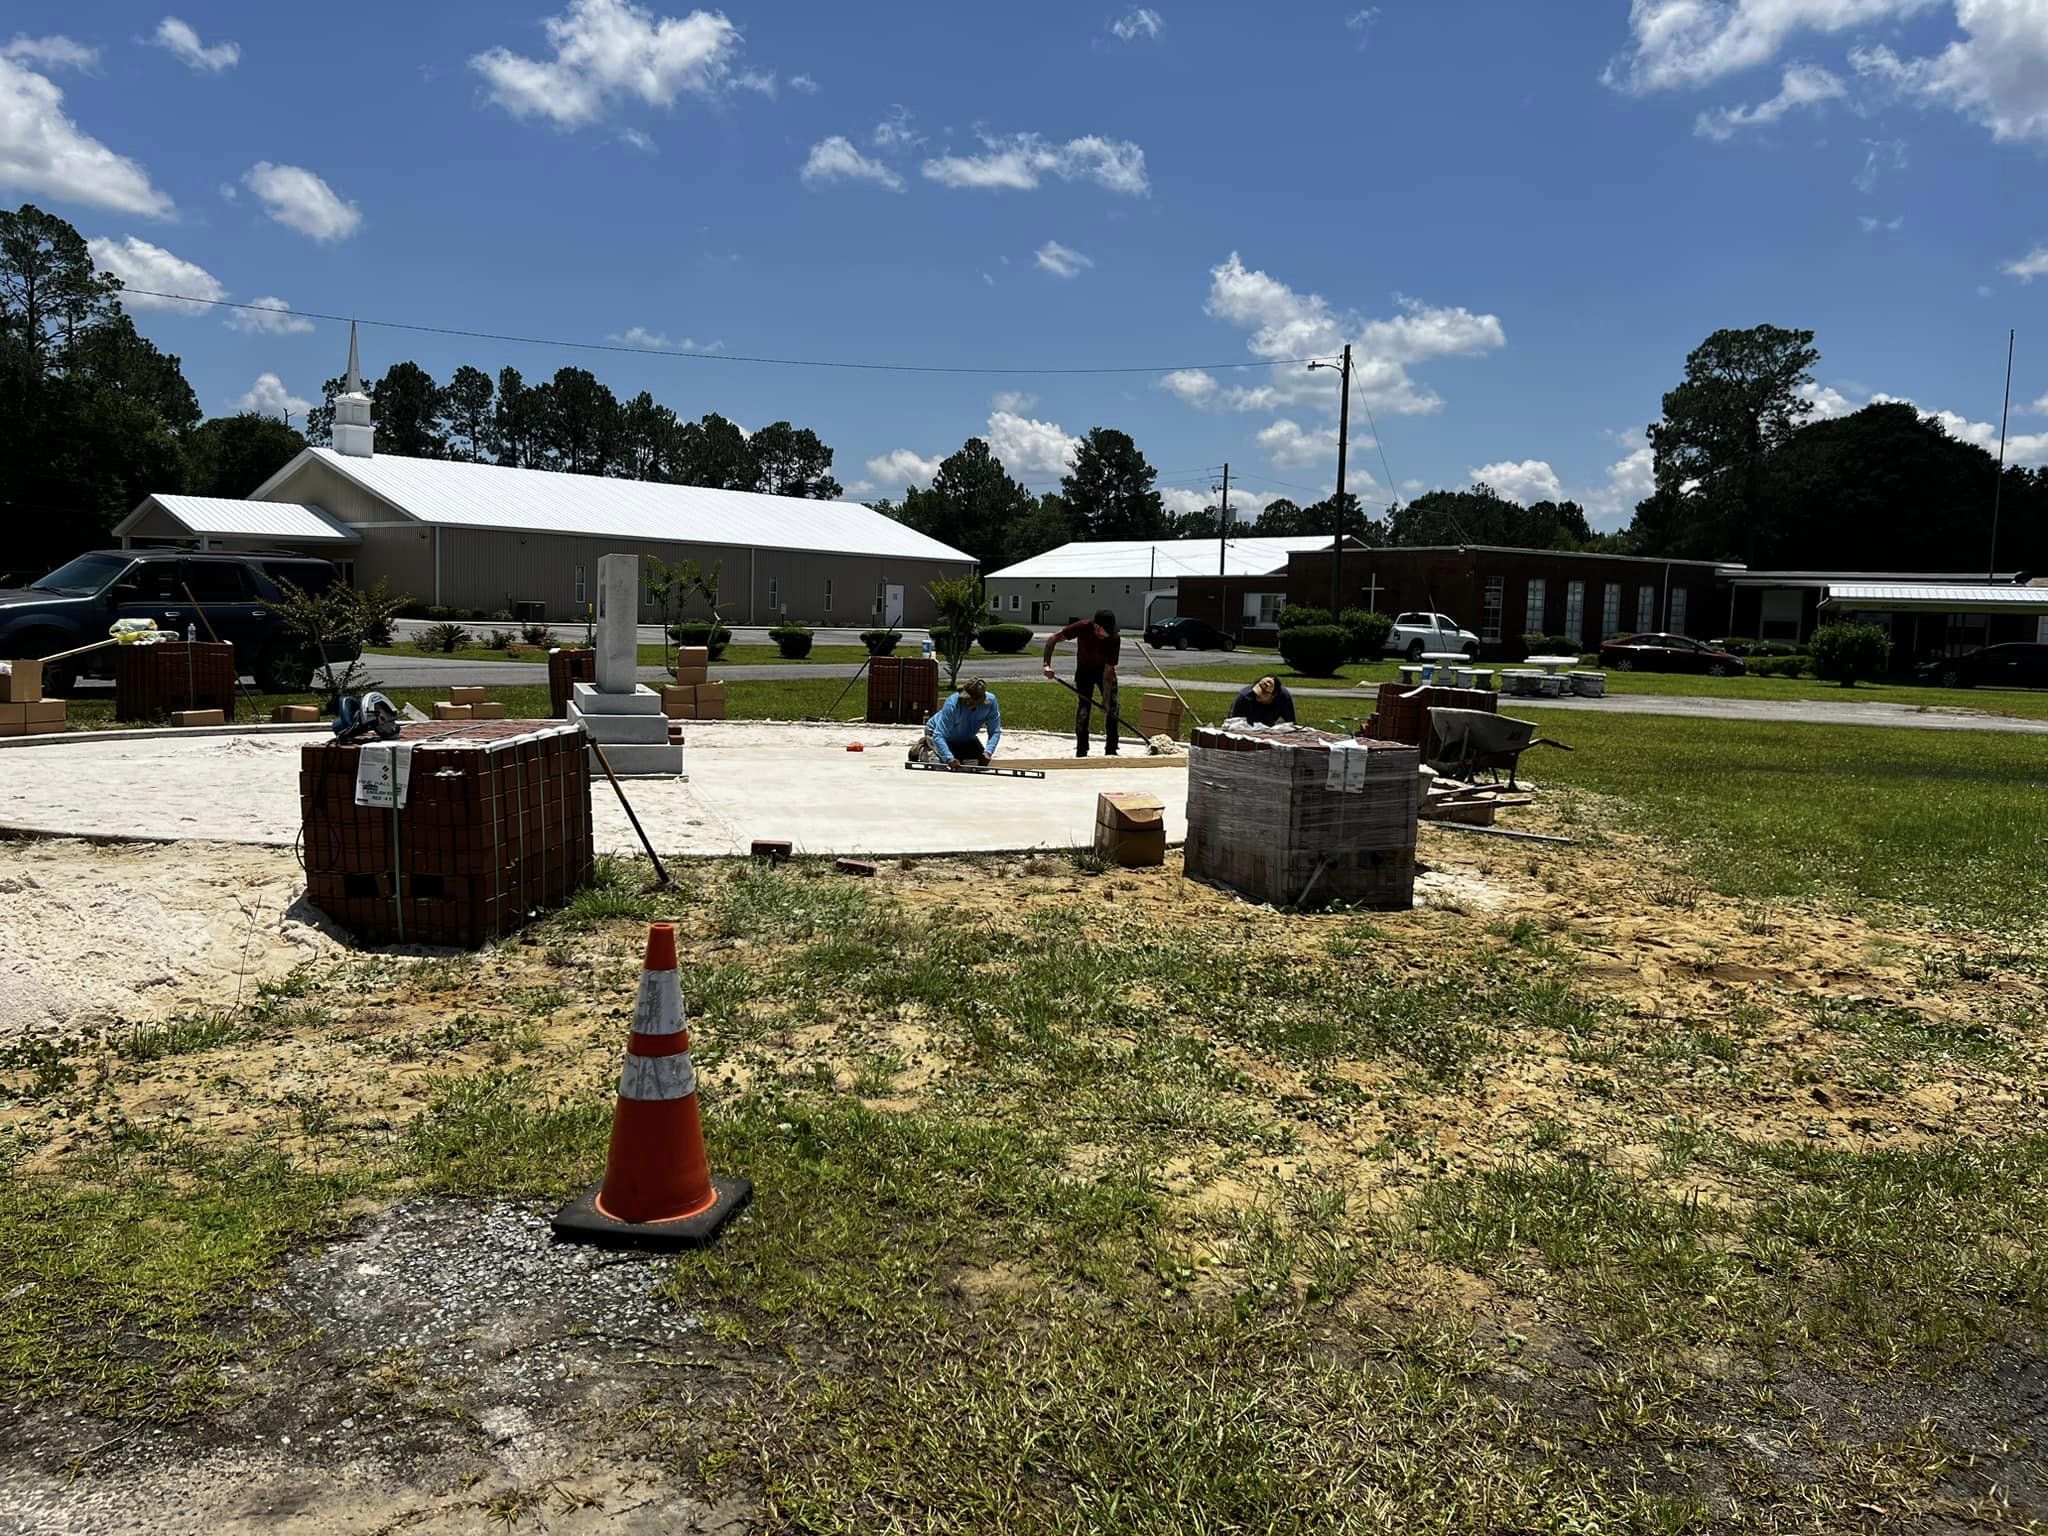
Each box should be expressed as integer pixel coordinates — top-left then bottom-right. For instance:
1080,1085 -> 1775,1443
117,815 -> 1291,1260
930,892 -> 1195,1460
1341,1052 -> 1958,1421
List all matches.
115,494 -> 361,544
257,448 -> 974,564
986,536 -> 1343,583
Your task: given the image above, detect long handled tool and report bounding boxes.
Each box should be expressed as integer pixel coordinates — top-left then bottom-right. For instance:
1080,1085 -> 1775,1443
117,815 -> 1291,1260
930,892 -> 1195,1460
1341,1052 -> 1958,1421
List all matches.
586,737 -> 673,887
1047,673 -> 1176,755
904,761 -> 1046,779
1131,637 -> 1204,728
181,582 -> 264,719
811,653 -> 873,722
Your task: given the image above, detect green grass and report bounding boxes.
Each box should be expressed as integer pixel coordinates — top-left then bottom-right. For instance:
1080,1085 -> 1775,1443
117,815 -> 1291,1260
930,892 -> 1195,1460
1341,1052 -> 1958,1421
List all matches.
366,642 -> 876,668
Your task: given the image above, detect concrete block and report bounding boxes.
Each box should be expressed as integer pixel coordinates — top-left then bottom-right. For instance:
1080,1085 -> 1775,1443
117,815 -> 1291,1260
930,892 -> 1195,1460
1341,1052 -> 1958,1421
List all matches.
568,703 -> 672,744
587,741 -> 685,777
573,681 -> 661,716
595,553 -> 640,693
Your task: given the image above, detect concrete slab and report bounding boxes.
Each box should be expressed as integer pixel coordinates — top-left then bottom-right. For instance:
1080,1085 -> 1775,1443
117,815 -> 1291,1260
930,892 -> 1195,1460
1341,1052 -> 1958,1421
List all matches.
0,722 -> 1190,857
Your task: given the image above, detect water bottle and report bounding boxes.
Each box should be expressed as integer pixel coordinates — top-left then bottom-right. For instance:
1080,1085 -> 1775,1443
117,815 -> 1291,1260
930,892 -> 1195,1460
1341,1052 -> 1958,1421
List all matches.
921,637 -> 933,659
186,623 -> 195,643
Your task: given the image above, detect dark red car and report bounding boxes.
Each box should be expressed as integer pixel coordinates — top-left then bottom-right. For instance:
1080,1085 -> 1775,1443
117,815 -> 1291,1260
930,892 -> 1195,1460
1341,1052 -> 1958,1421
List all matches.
1598,633 -> 1745,676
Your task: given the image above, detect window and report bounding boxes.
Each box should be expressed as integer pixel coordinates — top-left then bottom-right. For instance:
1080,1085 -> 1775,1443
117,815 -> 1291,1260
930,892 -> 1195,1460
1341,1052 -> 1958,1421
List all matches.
1671,587 -> 1688,635
1525,577 -> 1546,633
1564,582 -> 1585,642
990,593 -> 1001,613
875,581 -> 885,614
1010,594 -> 1021,611
1638,583 -> 1656,630
768,575 -> 779,613
2038,616 -> 2048,644
1481,577 -> 1504,643
574,565 -> 586,604
824,578 -> 833,613
1124,584 -> 1132,595
182,561 -> 255,602
1759,589 -> 1801,641
1601,583 -> 1621,638
1255,593 -> 1284,626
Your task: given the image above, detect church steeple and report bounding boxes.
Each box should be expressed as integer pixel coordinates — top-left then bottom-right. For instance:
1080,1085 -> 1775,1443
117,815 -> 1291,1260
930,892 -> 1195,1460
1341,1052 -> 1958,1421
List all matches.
333,319 -> 374,458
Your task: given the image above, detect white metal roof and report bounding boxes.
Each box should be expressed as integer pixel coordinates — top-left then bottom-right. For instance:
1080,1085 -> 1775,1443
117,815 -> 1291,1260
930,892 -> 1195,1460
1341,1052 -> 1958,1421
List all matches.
268,449 -> 973,564
986,535 -> 1339,583
1824,582 -> 2048,610
116,494 -> 361,543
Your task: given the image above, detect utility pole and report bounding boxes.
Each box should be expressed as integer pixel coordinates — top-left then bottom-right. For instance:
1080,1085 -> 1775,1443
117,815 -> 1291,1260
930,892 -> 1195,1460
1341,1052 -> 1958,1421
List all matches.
1217,462 -> 1230,576
1990,328 -> 2015,583
1310,345 -> 1353,612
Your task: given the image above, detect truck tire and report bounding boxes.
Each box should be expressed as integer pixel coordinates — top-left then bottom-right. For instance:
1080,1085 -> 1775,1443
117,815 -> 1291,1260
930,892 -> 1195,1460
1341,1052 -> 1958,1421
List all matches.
1406,639 -> 1425,660
255,644 -> 316,694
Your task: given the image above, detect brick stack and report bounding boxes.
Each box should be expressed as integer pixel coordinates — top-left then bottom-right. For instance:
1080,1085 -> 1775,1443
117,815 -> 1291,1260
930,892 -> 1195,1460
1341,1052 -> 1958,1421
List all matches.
115,641 -> 237,723
867,655 -> 938,725
547,647 -> 597,718
1185,723 -> 1420,910
1365,682 -> 1496,755
0,659 -> 65,737
300,719 -> 594,946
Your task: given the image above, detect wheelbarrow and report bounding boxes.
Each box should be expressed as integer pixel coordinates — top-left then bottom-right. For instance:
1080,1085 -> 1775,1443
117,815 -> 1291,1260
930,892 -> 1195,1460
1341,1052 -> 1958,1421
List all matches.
1426,707 -> 1571,789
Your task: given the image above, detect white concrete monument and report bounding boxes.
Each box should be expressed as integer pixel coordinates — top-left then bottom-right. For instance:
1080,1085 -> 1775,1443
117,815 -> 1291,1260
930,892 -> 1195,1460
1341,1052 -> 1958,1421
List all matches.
567,553 -> 683,776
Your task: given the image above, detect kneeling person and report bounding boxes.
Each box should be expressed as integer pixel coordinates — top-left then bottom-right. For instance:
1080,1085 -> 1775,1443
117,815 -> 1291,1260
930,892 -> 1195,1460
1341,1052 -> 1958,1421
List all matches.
1230,674 -> 1297,726
921,677 -> 1003,766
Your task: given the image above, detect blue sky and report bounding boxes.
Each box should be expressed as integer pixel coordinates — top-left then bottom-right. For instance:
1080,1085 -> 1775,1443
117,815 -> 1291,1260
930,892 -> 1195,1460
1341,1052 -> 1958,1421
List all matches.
5,0 -> 2048,528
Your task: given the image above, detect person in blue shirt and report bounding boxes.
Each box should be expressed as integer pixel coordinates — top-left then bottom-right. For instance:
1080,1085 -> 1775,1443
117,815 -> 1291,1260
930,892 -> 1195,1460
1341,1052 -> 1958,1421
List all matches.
921,677 -> 1003,765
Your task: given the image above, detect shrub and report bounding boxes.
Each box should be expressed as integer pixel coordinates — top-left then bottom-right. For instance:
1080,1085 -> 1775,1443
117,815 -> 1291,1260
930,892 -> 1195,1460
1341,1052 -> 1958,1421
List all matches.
976,622 -> 1035,654
1712,637 -> 1800,659
1756,654 -> 1811,678
423,605 -> 453,621
1810,622 -> 1888,686
414,622 -> 472,654
1522,633 -> 1581,657
491,609 -> 513,622
1276,605 -> 1334,631
668,621 -> 732,660
1338,608 -> 1393,662
1277,624 -> 1351,677
860,629 -> 903,656
768,623 -> 814,659
520,622 -> 557,647
485,628 -> 516,651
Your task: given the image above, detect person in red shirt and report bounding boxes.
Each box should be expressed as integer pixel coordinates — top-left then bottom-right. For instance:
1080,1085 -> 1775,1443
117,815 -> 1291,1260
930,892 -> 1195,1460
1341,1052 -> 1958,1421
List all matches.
1042,608 -> 1122,757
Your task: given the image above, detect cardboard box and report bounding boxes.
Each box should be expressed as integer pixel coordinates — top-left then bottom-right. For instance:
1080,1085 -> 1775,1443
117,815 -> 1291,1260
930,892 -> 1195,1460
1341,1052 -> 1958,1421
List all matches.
1138,693 -> 1184,737
0,700 -> 64,725
471,701 -> 507,720
670,665 -> 709,687
695,681 -> 726,720
433,702 -> 474,720
661,683 -> 697,719
1094,791 -> 1167,868
0,717 -> 65,737
0,660 -> 42,703
449,686 -> 487,706
172,708 -> 226,727
272,704 -> 321,723
675,646 -> 710,671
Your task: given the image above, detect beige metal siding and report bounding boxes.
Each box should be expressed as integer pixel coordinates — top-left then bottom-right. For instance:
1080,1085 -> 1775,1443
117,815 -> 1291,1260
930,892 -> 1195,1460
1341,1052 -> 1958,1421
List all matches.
257,460 -> 406,529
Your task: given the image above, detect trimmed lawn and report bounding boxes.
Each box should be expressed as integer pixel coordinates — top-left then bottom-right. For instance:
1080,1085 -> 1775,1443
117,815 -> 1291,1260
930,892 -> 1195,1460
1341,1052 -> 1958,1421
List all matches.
368,642 -> 878,668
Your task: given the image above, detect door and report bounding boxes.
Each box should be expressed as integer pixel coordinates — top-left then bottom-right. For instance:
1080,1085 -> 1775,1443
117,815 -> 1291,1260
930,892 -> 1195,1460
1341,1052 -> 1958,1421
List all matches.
181,560 -> 271,656
110,560 -> 190,638
884,584 -> 905,627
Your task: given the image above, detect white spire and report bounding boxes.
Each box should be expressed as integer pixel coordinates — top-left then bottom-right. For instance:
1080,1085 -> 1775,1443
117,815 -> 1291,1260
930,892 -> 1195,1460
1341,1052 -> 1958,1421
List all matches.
343,320 -> 362,395
334,319 -> 375,457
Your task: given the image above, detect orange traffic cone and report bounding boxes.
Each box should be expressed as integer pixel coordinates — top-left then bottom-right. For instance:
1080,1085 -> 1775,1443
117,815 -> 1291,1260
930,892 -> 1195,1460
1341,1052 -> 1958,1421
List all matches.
552,922 -> 752,1249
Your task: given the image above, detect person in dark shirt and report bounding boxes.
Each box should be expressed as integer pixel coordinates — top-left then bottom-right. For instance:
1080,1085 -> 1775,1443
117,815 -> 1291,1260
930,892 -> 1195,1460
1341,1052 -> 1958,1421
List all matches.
1230,674 -> 1297,726
1043,608 -> 1122,757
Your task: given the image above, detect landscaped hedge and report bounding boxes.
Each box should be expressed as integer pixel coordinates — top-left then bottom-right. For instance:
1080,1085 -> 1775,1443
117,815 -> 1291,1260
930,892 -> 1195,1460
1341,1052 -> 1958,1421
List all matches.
860,629 -> 903,656
1275,605 -> 1334,631
1277,624 -> 1351,677
1753,654 -> 1812,678
768,623 -> 814,659
1520,633 -> 1582,657
1338,608 -> 1393,662
976,622 -> 1035,654
669,621 -> 732,660
1811,622 -> 1888,686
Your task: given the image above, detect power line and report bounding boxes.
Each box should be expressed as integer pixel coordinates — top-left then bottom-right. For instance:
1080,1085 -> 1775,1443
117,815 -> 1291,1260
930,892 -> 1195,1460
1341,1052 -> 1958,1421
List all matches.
119,288 -> 1328,378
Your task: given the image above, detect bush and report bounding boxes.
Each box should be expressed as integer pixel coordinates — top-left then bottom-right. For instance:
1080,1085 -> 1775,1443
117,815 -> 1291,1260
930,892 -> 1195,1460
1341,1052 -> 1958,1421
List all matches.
1810,623 -> 1888,686
1276,605 -> 1334,631
1277,624 -> 1351,677
423,605 -> 453,622
1338,608 -> 1393,662
668,621 -> 732,660
768,623 -> 814,659
976,622 -> 1035,654
860,629 -> 903,656
1755,654 -> 1811,678
414,622 -> 472,654
485,628 -> 516,651
491,609 -> 513,622
520,622 -> 556,647
1520,633 -> 1581,658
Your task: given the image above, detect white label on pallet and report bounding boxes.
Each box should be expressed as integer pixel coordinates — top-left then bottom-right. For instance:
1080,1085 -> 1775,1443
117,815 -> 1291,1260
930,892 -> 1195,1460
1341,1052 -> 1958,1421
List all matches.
354,744 -> 415,808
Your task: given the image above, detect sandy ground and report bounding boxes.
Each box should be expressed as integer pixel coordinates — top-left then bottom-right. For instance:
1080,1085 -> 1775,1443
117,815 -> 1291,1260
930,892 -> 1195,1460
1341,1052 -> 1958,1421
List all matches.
0,838 -> 335,1045
0,722 -> 1190,857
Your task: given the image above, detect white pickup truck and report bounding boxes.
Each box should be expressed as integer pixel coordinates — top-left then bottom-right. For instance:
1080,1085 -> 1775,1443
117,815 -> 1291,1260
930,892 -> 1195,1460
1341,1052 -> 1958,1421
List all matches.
1385,611 -> 1481,660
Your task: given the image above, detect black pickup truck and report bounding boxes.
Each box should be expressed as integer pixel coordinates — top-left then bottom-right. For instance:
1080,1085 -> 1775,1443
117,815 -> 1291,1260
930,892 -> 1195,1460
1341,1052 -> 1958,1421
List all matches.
0,549 -> 356,695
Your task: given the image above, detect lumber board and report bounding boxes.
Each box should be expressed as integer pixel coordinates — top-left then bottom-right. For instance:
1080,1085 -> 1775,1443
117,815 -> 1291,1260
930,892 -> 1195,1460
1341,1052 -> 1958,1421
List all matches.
996,753 -> 1189,771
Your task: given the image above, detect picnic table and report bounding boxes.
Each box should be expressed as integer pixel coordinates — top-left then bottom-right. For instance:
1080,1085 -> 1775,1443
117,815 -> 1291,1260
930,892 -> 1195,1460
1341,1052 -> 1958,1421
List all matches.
1522,654 -> 1582,675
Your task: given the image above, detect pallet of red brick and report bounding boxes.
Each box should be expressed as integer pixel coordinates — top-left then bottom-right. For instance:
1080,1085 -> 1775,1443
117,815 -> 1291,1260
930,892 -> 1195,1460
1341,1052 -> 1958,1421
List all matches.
1365,682 -> 1496,755
866,656 -> 938,725
115,642 -> 237,723
301,719 -> 595,946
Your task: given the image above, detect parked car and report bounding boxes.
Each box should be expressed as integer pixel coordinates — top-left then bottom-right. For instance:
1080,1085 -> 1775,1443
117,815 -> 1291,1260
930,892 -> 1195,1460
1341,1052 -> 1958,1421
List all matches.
0,549 -> 355,695
1916,643 -> 2048,690
1142,615 -> 1237,651
1599,632 -> 1745,676
1385,612 -> 1480,660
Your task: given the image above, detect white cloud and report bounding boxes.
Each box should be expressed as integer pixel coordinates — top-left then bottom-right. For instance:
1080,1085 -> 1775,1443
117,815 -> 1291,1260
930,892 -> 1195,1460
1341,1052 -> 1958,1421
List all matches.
1110,8 -> 1164,41
1158,369 -> 1218,406
922,132 -> 1148,194
1603,0 -> 1939,93
1345,8 -> 1379,46
1035,239 -> 1094,278
1799,382 -> 1860,418
1911,401 -> 2048,463
236,372 -> 311,420
985,410 -> 1082,478
991,390 -> 1038,413
1853,135 -> 1906,191
871,105 -> 922,150
1160,485 -> 1281,519
1857,212 -> 1905,230
228,296 -> 315,335
800,135 -> 903,189
790,72 -> 818,94
2,35 -> 98,73
86,235 -> 223,312
610,325 -> 720,350
1579,441 -> 1660,529
2004,244 -> 2048,280
981,270 -> 995,286
0,57 -> 173,216
733,67 -> 776,96
471,0 -> 751,128
242,162 -> 361,240
1853,0 -> 2048,144
2027,390 -> 2048,414
843,478 -> 876,497
618,127 -> 656,152
865,448 -> 943,490
1470,458 -> 1566,505
151,17 -> 239,73
1694,62 -> 1846,138
1258,418 -> 1343,470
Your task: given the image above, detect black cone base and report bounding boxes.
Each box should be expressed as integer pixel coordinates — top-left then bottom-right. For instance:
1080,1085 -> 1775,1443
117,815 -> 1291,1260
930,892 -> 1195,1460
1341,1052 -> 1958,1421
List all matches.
550,1175 -> 753,1250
